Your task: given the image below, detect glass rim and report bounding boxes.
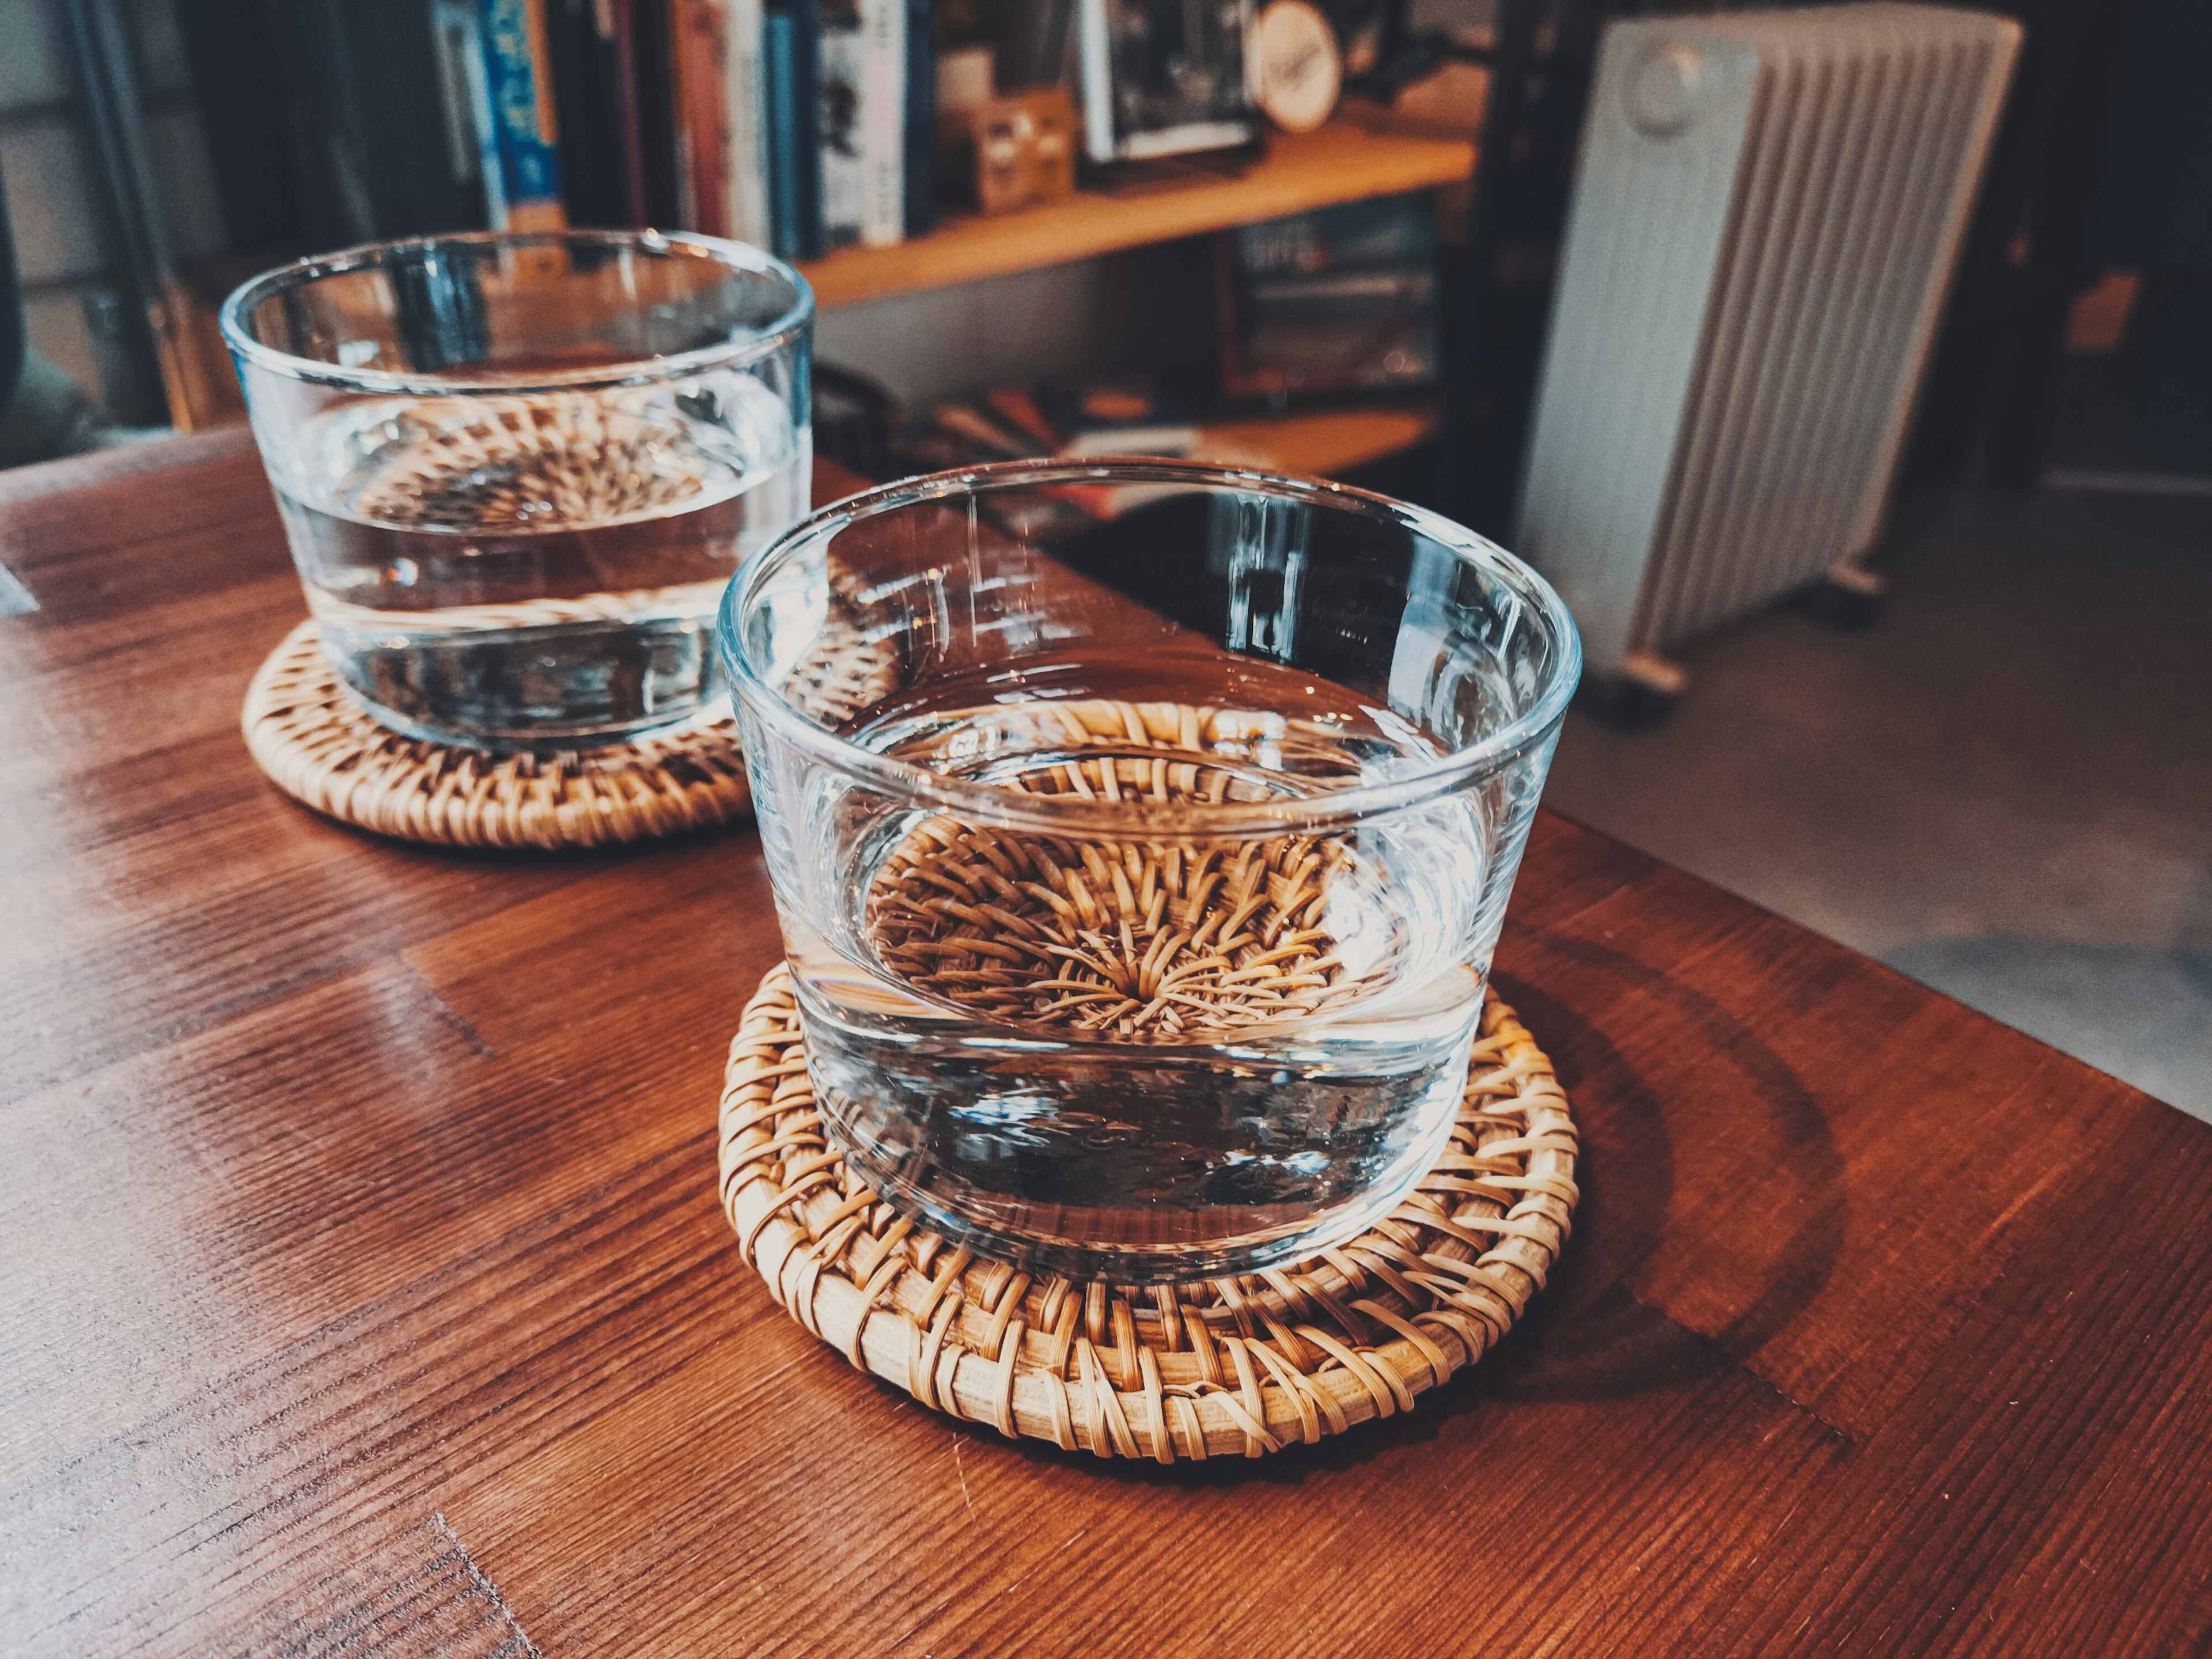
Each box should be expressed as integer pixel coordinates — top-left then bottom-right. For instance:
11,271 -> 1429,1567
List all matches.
721,458 -> 1584,839
218,228 -> 815,396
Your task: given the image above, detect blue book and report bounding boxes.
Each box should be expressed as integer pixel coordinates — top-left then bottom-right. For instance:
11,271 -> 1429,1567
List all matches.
475,0 -> 568,231
765,0 -> 824,259
902,0 -> 931,235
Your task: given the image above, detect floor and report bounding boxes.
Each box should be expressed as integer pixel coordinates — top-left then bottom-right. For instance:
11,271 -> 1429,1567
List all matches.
1541,481 -> 2212,1119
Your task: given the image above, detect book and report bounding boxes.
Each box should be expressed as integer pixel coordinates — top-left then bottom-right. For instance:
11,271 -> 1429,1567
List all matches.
249,0 -> 486,243
858,0 -> 906,248
429,0 -> 491,216
1077,0 -> 1255,164
764,0 -> 823,257
817,0 -> 865,249
476,0 -> 570,232
902,0 -> 931,234
1235,192 -> 1435,278
725,0 -> 774,244
670,0 -> 726,229
632,0 -> 685,226
607,0 -> 650,224
547,0 -> 643,225
1217,196 -> 1440,401
676,0 -> 774,243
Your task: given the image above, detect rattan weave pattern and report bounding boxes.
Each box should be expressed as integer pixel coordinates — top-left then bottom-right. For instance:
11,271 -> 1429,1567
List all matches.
241,620 -> 752,850
718,960 -> 1580,1460
241,616 -> 897,849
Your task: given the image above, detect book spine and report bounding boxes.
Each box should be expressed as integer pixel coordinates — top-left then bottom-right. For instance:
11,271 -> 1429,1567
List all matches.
607,0 -> 650,224
857,0 -> 904,248
546,0 -> 627,226
430,0 -> 487,198
901,0 -> 931,236
672,0 -> 732,233
726,0 -> 773,245
764,5 -> 800,259
445,0 -> 509,225
817,0 -> 863,250
631,0 -> 683,224
790,0 -> 823,257
478,0 -> 569,229
1075,0 -> 1113,163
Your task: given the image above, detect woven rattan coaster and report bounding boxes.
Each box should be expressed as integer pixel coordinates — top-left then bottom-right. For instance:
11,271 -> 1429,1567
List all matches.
243,616 -> 896,851
241,621 -> 752,850
718,961 -> 1578,1461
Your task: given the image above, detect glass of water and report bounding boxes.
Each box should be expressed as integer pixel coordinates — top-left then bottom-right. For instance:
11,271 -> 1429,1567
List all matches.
223,231 -> 812,749
723,460 -> 1581,1282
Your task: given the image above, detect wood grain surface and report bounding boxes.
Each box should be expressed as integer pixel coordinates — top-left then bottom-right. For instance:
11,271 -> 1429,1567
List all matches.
3,434 -> 2209,1657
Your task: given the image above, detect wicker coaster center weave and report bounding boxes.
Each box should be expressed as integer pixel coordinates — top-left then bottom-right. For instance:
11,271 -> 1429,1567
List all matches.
718,961 -> 1578,1461
863,698 -> 1417,1041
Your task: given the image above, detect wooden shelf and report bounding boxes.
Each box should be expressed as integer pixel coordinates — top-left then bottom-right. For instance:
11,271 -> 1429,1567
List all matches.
1188,400 -> 1438,479
801,124 -> 1476,310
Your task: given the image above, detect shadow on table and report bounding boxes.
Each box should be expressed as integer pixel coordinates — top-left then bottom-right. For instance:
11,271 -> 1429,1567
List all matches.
905,932 -> 1852,1490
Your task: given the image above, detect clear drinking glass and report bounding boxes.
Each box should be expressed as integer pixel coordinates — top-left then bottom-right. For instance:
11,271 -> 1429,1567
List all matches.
223,230 -> 812,750
724,460 -> 1581,1283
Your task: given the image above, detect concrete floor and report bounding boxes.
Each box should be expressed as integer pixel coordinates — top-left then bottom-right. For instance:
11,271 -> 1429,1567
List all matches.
1541,484 -> 2212,1119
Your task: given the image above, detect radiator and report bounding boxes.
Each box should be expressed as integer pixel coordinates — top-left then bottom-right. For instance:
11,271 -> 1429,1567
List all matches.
1516,2 -> 2020,684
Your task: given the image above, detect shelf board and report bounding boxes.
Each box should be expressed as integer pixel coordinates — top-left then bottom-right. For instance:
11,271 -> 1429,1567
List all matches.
801,124 -> 1475,310
1188,400 -> 1439,479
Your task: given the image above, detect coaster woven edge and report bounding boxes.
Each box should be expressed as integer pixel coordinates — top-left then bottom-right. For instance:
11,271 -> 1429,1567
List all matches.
242,620 -> 752,851
718,961 -> 1580,1462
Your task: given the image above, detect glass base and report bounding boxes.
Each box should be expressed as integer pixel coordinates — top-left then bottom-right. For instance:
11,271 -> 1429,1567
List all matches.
820,1096 -> 1463,1286
338,679 -> 731,755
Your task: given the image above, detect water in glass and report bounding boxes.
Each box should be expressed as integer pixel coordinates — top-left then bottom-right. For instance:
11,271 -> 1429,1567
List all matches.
279,376 -> 803,748
773,647 -> 1535,1282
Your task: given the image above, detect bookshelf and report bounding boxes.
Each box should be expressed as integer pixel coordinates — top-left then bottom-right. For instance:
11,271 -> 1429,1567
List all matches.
799,124 -> 1476,310
169,125 -> 1467,482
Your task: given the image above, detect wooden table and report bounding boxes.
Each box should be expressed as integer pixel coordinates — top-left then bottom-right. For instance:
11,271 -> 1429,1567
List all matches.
5,433 -> 2210,1657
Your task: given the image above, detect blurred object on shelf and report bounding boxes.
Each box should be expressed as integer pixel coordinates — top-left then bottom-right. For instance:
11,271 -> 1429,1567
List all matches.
1217,192 -> 1437,403
888,370 -> 1431,497
996,0 -> 1080,88
1076,0 -> 1257,165
933,44 -> 993,209
1236,190 -> 1431,272
813,360 -> 902,477
1315,0 -> 1401,79
2067,271 -> 2140,354
975,89 -> 1079,212
936,42 -> 996,115
1033,374 -> 1180,438
1248,1 -> 1342,137
1340,56 -> 1487,140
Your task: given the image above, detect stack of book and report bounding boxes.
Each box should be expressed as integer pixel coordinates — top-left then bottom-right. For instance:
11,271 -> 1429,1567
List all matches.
1216,192 -> 1438,404
427,0 -> 936,258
